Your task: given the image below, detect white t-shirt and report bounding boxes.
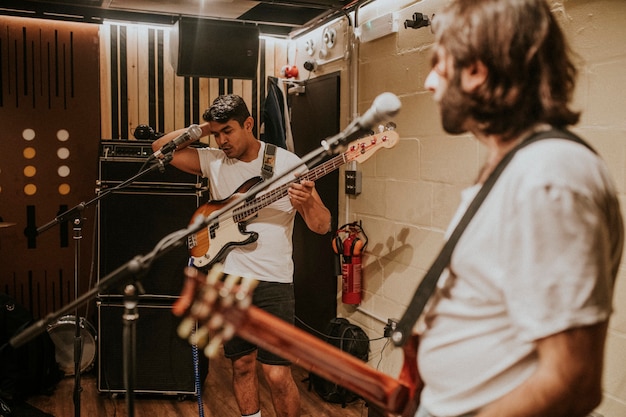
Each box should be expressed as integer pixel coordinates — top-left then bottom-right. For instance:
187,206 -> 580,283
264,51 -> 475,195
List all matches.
418,138 -> 623,416
197,142 -> 306,283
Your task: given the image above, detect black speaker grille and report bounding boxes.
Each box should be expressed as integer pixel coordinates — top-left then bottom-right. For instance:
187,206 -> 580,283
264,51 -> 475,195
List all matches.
97,301 -> 208,395
97,155 -> 205,297
171,18 -> 260,79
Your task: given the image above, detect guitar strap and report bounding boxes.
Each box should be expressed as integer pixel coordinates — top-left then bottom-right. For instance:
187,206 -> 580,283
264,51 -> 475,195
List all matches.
261,143 -> 277,180
391,128 -> 596,346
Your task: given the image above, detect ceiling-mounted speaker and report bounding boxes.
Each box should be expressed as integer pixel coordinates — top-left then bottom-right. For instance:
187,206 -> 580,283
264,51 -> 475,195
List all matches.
171,17 -> 260,79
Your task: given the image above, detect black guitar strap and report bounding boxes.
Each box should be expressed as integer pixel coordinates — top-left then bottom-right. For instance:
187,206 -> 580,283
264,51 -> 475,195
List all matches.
391,128 -> 596,346
261,143 -> 277,180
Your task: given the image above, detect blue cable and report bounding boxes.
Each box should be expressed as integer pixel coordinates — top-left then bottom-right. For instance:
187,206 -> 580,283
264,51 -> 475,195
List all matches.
188,257 -> 206,417
193,342 -> 205,417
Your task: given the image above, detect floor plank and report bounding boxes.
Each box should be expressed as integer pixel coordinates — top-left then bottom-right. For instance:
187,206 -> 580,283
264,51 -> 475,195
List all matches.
26,350 -> 371,417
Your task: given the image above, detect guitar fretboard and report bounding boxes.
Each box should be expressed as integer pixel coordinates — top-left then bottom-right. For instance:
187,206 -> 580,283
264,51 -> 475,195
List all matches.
232,152 -> 348,221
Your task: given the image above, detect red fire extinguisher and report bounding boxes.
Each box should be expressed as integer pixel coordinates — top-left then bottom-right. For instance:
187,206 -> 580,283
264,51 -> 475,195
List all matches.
332,221 -> 368,304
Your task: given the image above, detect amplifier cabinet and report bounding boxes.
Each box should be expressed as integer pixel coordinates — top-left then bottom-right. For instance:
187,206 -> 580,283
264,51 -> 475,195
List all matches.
98,140 -> 208,191
97,142 -> 208,297
97,299 -> 208,395
96,189 -> 201,297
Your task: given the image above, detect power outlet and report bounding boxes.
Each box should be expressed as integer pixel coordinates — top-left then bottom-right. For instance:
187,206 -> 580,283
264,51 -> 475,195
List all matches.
345,170 -> 362,195
383,318 -> 398,337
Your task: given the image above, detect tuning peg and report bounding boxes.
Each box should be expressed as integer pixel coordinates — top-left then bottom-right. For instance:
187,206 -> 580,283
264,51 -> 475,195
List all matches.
178,317 -> 196,339
203,323 -> 236,358
205,332 -> 223,358
191,296 -> 211,318
207,313 -> 224,330
385,121 -> 397,130
235,277 -> 258,309
189,325 -> 210,348
219,274 -> 241,307
206,263 -> 224,284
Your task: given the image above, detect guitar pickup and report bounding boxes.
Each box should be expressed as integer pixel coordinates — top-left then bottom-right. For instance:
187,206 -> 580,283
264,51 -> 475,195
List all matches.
209,222 -> 219,239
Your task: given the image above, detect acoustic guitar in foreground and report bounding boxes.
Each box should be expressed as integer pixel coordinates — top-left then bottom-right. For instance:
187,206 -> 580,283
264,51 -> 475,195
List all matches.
172,265 -> 423,416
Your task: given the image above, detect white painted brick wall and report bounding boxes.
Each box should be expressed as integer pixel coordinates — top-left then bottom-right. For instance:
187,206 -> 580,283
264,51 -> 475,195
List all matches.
329,0 -> 626,414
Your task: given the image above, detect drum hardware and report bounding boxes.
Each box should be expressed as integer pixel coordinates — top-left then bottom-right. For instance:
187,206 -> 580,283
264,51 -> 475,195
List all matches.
47,315 -> 97,376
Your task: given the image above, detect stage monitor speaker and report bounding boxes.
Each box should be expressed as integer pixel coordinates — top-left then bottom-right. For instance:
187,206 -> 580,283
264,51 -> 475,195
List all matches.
171,17 -> 260,79
97,300 -> 208,395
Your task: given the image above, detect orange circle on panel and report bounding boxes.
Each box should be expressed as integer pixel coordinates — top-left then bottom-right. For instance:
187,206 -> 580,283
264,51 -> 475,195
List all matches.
24,184 -> 37,195
24,165 -> 37,177
23,147 -> 36,159
58,184 -> 71,195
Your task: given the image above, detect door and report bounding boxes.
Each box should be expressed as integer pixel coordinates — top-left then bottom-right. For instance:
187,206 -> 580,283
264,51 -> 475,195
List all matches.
290,72 -> 340,334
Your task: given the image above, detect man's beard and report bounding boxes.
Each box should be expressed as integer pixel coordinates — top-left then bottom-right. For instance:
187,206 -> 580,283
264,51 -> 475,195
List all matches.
439,72 -> 473,135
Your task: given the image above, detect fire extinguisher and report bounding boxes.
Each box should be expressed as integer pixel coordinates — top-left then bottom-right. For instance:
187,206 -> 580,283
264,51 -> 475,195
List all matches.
332,221 -> 368,304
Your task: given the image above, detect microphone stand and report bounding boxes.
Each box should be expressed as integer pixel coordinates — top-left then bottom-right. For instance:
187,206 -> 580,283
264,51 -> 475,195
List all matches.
72,216 -> 82,417
122,283 -> 139,417
8,123 -> 377,416
31,155 -> 175,417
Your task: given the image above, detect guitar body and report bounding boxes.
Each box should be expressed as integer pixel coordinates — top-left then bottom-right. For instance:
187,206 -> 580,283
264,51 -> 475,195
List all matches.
188,177 -> 263,268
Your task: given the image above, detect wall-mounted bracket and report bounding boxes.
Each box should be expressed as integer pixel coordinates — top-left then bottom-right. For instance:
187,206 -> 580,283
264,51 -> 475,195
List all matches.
404,12 -> 431,30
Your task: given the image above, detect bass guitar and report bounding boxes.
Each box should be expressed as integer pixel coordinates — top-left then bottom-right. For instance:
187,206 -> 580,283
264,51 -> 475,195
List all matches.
173,265 -> 422,416
187,129 -> 399,268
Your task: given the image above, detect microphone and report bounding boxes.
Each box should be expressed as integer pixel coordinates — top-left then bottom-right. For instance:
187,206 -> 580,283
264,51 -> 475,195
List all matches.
149,124 -> 203,160
356,92 -> 402,131
324,92 -> 401,150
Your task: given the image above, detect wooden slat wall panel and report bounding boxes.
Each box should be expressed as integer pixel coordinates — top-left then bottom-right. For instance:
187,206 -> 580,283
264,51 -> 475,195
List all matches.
99,23 -> 112,137
99,22 -> 288,140
0,16 -> 100,320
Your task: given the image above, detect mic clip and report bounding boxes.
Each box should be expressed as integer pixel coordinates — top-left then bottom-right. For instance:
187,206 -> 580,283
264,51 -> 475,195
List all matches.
154,153 -> 173,172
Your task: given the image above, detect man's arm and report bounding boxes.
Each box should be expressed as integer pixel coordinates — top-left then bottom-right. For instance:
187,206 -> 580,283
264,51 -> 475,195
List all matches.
151,123 -> 211,175
288,179 -> 331,235
477,321 -> 608,417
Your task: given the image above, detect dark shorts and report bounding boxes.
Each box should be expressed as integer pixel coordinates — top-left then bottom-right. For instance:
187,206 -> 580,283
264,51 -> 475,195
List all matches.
223,281 -> 294,366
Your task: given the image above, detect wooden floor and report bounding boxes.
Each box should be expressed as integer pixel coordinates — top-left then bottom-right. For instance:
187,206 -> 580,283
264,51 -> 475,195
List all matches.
26,350 -> 370,417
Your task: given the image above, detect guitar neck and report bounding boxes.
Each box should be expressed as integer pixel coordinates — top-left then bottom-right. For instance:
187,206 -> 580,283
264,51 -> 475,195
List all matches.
228,303 -> 411,413
231,130 -> 399,222
234,153 -> 346,221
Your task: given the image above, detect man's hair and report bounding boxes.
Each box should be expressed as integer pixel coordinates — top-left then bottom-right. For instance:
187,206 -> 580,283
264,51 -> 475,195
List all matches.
202,94 -> 251,126
432,0 -> 580,140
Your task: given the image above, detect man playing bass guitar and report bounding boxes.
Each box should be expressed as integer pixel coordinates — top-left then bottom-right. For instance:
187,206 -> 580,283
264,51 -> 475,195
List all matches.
151,94 -> 331,417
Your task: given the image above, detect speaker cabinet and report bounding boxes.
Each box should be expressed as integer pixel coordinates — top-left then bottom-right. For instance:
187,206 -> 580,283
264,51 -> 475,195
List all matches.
97,149 -> 206,298
97,190 -> 199,297
171,17 -> 260,79
97,300 -> 208,395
